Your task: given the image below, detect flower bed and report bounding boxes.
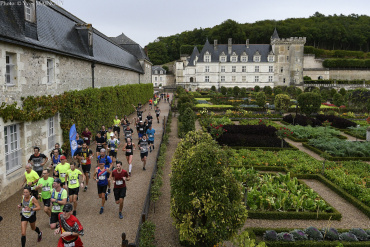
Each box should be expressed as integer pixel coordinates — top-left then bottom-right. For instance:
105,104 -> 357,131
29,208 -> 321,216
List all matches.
239,119 -> 282,128
307,137 -> 370,157
283,114 -> 356,129
286,125 -> 346,141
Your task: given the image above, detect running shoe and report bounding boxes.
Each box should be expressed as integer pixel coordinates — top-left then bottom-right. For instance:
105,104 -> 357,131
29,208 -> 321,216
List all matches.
119,212 -> 123,219
105,193 -> 108,201
37,231 -> 43,242
128,172 -> 131,177
107,188 -> 111,194
84,186 -> 87,192
99,207 -> 104,214
143,167 -> 146,171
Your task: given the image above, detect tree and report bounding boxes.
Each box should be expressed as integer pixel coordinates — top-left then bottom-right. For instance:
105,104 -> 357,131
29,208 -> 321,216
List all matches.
297,92 -> 322,115
210,85 -> 216,92
263,86 -> 272,95
227,87 -> 233,96
162,65 -> 169,72
179,107 -> 196,137
256,92 -> 266,107
254,85 -> 260,92
333,93 -> 344,106
273,87 -> 283,95
274,94 -> 291,112
220,86 -> 227,96
330,88 -> 337,98
339,88 -> 346,96
233,86 -> 240,97
240,87 -> 247,98
171,131 -> 247,246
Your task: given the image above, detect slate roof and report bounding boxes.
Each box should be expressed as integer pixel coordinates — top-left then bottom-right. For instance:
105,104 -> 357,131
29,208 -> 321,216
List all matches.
271,28 -> 280,39
152,65 -> 166,74
111,33 -> 150,62
187,39 -> 272,66
0,0 -> 143,73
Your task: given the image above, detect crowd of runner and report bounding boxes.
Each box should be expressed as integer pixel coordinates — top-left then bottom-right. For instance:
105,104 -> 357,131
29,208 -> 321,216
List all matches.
18,94 -> 169,246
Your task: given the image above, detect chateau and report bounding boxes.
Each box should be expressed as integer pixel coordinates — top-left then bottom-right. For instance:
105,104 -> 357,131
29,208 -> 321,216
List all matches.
175,29 -> 306,91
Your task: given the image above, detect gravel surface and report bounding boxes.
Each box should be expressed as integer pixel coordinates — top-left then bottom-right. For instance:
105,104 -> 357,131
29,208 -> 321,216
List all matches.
0,98 -> 172,247
148,114 -> 182,247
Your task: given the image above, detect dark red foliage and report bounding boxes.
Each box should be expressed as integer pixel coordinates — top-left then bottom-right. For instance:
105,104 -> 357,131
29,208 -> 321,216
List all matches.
222,125 -> 277,136
217,133 -> 290,147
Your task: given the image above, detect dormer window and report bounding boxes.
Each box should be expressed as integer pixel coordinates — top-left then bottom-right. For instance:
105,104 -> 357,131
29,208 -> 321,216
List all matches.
220,56 -> 226,62
160,70 -> 163,74
204,55 -> 211,62
155,70 -> 158,74
241,56 -> 248,62
268,55 -> 274,62
231,56 -> 237,62
254,51 -> 261,62
88,30 -> 93,47
24,0 -> 36,23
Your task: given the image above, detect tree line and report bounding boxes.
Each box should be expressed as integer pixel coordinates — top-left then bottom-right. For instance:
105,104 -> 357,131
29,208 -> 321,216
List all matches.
146,12 -> 370,65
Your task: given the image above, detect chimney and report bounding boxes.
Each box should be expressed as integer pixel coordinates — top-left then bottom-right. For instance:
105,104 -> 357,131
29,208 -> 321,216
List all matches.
228,38 -> 232,54
214,40 -> 218,50
246,39 -> 249,48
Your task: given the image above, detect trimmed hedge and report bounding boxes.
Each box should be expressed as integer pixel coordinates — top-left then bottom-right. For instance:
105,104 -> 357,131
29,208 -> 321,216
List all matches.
343,130 -> 366,140
231,145 -> 298,151
248,208 -> 341,221
323,59 -> 370,68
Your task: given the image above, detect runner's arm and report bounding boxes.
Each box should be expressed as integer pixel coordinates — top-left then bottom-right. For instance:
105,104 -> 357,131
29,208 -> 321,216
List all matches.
57,198 -> 67,206
122,143 -> 127,152
31,197 -> 41,211
42,156 -> 48,166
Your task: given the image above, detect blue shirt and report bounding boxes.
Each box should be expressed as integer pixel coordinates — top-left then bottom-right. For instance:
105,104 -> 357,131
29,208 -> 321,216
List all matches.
76,138 -> 84,154
146,129 -> 155,141
97,155 -> 112,169
97,168 -> 109,186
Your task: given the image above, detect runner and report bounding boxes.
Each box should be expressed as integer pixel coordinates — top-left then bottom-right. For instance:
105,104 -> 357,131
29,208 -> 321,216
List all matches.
81,127 -> 92,146
123,124 -> 134,142
138,134 -> 149,170
132,103 -> 144,121
148,98 -> 153,110
50,178 -> 68,229
36,169 -> 54,217
167,93 -> 170,103
50,143 -> 65,158
50,149 -> 61,177
76,143 -> 93,192
137,120 -> 146,140
146,112 -> 153,126
99,125 -> 108,139
22,163 -> 40,199
121,115 -> 130,130
108,133 -> 120,164
54,203 -> 84,247
122,137 -> 136,176
153,98 -> 158,108
113,115 -> 121,139
97,149 -> 113,198
155,106 -> 161,124
54,156 -> 70,190
95,131 -> 106,164
105,127 -> 114,150
93,163 -> 112,214
18,186 -> 42,247
66,163 -> 85,216
111,161 -> 129,219
146,125 -> 156,153
28,147 -> 48,177
74,133 -> 84,167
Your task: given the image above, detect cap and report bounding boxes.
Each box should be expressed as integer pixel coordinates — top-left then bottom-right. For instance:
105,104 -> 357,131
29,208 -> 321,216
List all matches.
60,155 -> 67,160
63,203 -> 73,212
54,178 -> 62,184
110,133 -> 114,137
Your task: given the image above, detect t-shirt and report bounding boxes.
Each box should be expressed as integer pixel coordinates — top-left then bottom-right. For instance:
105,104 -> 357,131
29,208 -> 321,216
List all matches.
137,124 -> 146,134
112,169 -> 128,188
24,170 -> 39,190
124,128 -> 133,139
66,169 -> 83,189
138,139 -> 149,153
76,148 -> 93,165
55,163 -> 71,183
99,130 -> 107,138
97,155 -> 112,169
97,168 -> 109,186
51,155 -> 61,167
76,138 -> 84,154
58,213 -> 84,242
146,129 -> 156,141
149,99 -> 153,104
82,131 -> 91,143
113,119 -> 121,127
51,188 -> 67,213
147,115 -> 153,124
108,138 -> 120,152
29,153 -> 47,171
37,177 -> 54,199
155,109 -> 160,116
95,136 -> 106,151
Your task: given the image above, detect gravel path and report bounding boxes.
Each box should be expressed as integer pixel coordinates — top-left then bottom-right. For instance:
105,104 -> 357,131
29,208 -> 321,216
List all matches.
148,115 -> 182,247
0,98 -> 172,247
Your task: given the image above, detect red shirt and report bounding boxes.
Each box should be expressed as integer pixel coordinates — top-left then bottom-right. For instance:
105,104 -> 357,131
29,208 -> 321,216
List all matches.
58,213 -> 83,242
112,169 -> 128,188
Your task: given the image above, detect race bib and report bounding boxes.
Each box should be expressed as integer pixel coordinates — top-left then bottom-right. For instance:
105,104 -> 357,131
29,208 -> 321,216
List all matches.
34,163 -> 41,167
126,149 -> 131,153
116,180 -> 123,185
22,208 -> 31,213
140,128 -> 143,131
81,159 -> 87,164
149,135 -> 153,138
70,179 -> 77,185
60,173 -> 66,178
42,186 -> 50,192
115,125 -> 119,127
99,175 -> 106,180
84,137 -> 88,140
31,186 -> 36,190
111,147 -> 115,151
64,242 -> 75,247
53,205 -> 61,211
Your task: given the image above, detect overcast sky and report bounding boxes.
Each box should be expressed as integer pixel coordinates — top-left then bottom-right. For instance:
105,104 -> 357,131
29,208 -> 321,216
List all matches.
59,0 -> 368,47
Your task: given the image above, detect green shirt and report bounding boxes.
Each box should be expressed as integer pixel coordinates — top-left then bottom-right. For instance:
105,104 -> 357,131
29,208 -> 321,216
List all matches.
24,170 -> 39,189
51,188 -> 67,213
113,119 -> 121,126
66,169 -> 82,189
37,177 -> 54,199
55,163 -> 70,183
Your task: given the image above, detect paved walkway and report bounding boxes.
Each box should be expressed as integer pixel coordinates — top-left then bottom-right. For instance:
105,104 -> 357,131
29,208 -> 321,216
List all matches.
0,97 -> 172,246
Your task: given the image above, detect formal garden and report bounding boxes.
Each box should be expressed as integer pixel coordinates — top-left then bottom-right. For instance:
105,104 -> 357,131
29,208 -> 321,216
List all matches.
158,86 -> 370,247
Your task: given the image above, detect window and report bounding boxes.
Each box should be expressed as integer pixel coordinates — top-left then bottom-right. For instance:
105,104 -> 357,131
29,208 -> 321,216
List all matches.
5,53 -> 15,85
160,70 -> 163,74
47,59 -> 54,84
254,76 -> 259,82
220,56 -> 226,62
242,76 -> 246,82
221,66 -> 225,72
254,56 -> 260,62
221,76 -> 225,82
205,76 -> 209,82
268,76 -> 273,82
268,56 -> 274,62
241,56 -> 247,62
232,76 -> 236,82
205,66 -> 209,72
88,31 -> 93,46
287,56 -> 289,61
269,66 -> 273,73
280,67 -> 284,73
255,66 -> 259,72
155,77 -> 157,81
160,77 -> 163,81
155,70 -> 158,74
48,117 -> 56,150
231,56 -> 237,62
283,78 -> 286,83
205,55 -> 211,62
242,66 -> 246,72
25,4 -> 31,21
154,83 -> 157,87
232,66 -> 236,72
5,124 -> 22,174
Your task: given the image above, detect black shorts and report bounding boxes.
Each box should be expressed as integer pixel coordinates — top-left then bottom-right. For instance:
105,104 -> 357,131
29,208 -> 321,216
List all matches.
113,126 -> 120,133
50,212 -> 59,224
69,187 -> 79,196
109,151 -> 117,158
113,187 -> 127,201
156,114 -> 160,117
148,140 -> 154,145
81,164 -> 91,174
140,152 -> 148,159
21,213 -> 36,223
97,184 -> 108,194
125,152 -> 133,157
43,198 -> 51,207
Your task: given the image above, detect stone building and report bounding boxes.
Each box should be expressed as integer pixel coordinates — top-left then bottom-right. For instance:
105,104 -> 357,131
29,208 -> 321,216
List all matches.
175,29 -> 306,91
0,0 -> 151,202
